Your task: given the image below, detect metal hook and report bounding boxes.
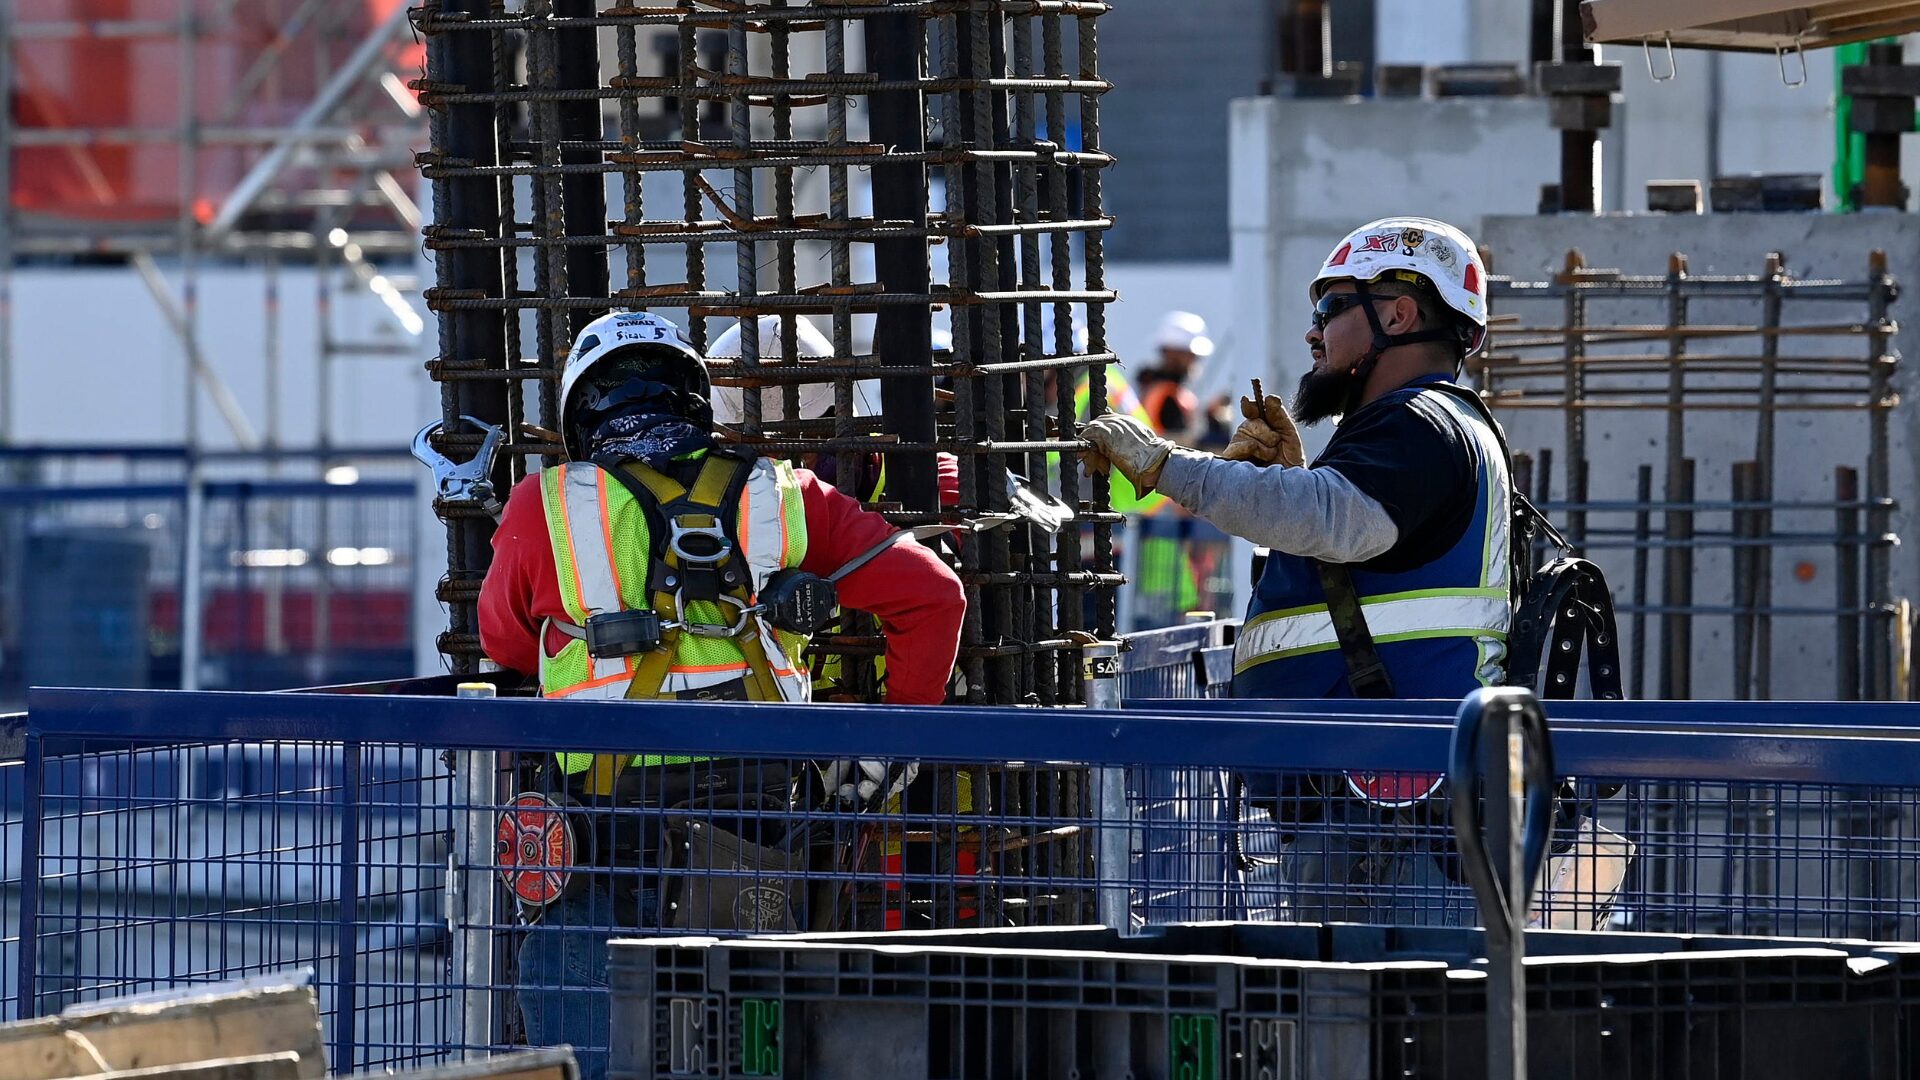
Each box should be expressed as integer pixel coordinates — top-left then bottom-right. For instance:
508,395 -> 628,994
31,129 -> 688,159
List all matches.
1778,36 -> 1806,88
1644,34 -> 1676,83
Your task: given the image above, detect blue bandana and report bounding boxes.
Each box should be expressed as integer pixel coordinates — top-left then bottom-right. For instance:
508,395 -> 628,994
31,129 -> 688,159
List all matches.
584,410 -> 713,469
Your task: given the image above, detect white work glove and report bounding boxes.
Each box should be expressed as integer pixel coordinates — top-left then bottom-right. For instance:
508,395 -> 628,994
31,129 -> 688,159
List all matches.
1219,393 -> 1304,468
821,759 -> 921,806
1079,413 -> 1174,493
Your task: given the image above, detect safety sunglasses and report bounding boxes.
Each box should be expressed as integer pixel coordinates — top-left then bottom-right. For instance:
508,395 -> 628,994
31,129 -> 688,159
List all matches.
1311,291 -> 1381,331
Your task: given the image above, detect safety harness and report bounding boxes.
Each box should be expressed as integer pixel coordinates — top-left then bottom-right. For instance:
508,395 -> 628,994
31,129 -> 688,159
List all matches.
1318,382 -> 1623,703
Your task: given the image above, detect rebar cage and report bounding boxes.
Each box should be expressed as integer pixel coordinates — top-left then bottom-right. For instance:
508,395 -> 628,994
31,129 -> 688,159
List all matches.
417,0 -> 1120,704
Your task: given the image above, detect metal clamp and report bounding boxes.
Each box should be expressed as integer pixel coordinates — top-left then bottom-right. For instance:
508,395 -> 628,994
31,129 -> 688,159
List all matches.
413,415 -> 507,522
675,590 -> 756,639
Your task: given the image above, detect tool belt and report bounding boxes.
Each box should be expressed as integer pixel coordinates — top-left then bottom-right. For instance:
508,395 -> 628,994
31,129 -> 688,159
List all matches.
501,757 -> 806,927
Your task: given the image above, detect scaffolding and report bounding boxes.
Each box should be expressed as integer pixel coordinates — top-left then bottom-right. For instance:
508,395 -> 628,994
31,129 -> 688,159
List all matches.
417,0 -> 1120,705
0,1 -> 431,450
1,4 -> 439,690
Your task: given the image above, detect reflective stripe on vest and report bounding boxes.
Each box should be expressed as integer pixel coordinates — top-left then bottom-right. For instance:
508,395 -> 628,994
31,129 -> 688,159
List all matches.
537,457 -> 812,706
1233,588 -> 1509,674
1233,385 -> 1512,687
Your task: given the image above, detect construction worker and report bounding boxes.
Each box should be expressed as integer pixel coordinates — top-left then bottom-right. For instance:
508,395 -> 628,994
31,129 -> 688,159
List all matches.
709,315 -> 959,507
478,310 -> 965,1078
1137,310 -> 1211,442
1078,217 -> 1507,922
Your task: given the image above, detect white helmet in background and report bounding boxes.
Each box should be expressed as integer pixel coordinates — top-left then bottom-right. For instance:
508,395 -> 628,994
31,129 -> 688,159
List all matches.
708,315 -> 877,424
1310,216 -> 1489,356
1153,311 -> 1214,357
556,310 -> 707,461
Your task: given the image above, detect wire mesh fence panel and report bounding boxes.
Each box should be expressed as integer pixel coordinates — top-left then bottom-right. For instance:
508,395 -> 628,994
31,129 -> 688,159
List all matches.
23,687 -> 1920,1070
0,450 -> 419,703
24,738 -> 456,1071
196,481 -> 420,691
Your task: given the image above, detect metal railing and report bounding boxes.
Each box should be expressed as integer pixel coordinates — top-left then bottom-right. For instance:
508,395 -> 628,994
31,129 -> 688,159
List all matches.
14,677 -> 1920,1072
0,447 -> 422,702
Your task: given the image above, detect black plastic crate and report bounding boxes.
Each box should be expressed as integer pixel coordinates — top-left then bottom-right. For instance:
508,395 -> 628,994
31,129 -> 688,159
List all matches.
606,923 -> 1920,1079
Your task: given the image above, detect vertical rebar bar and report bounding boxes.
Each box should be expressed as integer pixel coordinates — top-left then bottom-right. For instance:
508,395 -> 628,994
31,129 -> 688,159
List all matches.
1731,461 -> 1756,700
555,0 -> 609,343
867,14 -> 938,513
1659,255 -> 1690,699
1866,251 -> 1895,698
1630,464 -> 1652,700
1838,465 -> 1862,700
1752,254 -> 1784,699
423,0 -> 510,673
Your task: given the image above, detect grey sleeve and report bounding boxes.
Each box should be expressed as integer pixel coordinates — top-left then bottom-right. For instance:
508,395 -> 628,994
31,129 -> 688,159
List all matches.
1154,449 -> 1400,562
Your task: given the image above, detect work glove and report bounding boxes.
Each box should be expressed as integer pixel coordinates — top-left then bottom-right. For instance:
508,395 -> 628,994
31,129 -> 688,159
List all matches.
1220,393 -> 1304,468
821,759 -> 921,807
1079,413 -> 1174,494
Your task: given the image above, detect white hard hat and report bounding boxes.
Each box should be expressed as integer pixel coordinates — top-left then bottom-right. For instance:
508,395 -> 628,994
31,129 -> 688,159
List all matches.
1310,216 -> 1489,356
557,310 -> 706,461
708,315 -> 876,424
1153,311 -> 1214,357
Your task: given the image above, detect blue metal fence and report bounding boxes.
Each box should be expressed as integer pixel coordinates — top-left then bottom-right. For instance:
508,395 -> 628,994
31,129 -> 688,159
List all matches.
13,681 -> 1920,1072
0,447 -> 421,704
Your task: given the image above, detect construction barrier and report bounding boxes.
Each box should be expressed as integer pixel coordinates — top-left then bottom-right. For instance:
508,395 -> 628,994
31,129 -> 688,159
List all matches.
0,447 -> 422,702
9,675 -> 1920,1071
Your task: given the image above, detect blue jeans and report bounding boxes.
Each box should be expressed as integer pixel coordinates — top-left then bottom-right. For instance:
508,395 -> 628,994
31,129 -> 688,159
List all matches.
517,882 -> 659,1080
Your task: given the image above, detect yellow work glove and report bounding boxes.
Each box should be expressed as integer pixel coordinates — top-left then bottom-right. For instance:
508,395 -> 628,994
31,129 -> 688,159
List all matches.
1219,393 -> 1304,468
1079,413 -> 1174,494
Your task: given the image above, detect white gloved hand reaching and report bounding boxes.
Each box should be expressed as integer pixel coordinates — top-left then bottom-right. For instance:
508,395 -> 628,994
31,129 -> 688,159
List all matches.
1079,413 -> 1174,493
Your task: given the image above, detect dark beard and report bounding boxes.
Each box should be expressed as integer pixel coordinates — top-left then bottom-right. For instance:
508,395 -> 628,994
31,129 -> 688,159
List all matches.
1290,365 -> 1361,426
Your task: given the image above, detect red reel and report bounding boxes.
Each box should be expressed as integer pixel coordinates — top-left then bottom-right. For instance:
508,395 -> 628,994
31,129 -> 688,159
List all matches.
1344,770 -> 1445,808
496,792 -> 577,907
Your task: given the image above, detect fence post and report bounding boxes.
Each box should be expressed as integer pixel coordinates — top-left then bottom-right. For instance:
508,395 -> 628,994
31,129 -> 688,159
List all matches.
334,741 -> 363,1072
180,462 -> 205,691
1083,642 -> 1130,932
451,682 -> 500,1058
15,732 -> 40,1020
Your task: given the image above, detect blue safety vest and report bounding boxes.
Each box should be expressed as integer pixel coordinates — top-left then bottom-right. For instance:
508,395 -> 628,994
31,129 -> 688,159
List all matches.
1232,379 -> 1511,699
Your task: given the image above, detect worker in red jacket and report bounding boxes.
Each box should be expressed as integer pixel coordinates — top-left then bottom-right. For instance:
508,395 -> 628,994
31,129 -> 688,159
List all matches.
478,309 -> 964,1080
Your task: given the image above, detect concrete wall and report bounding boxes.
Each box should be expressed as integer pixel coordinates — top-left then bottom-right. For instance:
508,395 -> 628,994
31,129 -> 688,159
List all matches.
1481,213 -> 1919,700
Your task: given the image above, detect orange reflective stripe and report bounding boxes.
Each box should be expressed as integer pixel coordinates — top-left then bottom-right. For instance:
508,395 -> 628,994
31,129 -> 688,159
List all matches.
547,670 -> 634,698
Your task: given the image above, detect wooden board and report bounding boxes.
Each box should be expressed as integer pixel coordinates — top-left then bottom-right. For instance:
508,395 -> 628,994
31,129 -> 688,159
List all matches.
65,1052 -> 304,1080
0,974 -> 326,1080
1583,0 -> 1920,51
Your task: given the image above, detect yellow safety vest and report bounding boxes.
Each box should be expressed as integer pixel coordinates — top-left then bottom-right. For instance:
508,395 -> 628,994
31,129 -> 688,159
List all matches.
537,454 -> 811,782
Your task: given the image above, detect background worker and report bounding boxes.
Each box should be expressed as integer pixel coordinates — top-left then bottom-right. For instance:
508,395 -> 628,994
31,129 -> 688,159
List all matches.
478,310 -> 965,1078
708,314 -> 959,508
1077,216 -> 1509,923
1137,309 -> 1231,448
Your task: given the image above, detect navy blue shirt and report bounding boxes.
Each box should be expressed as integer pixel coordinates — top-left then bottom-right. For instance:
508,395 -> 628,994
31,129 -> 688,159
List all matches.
1317,374 -> 1480,573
